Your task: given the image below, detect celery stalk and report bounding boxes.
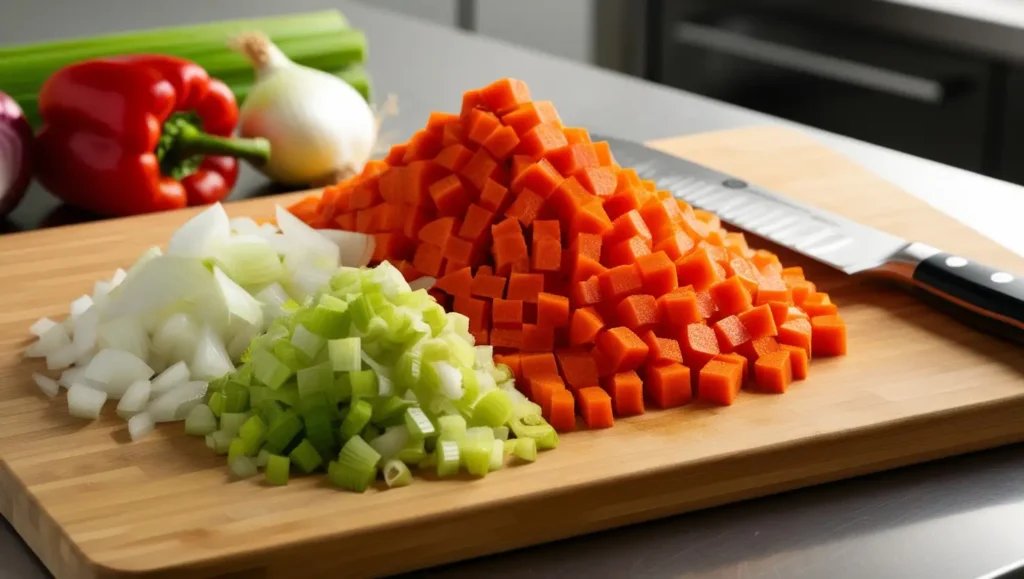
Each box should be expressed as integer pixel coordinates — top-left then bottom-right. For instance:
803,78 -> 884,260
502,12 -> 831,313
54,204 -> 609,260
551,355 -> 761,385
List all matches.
340,399 -> 372,440
297,361 -> 333,399
289,439 -> 323,474
239,415 -> 267,454
290,325 -> 326,360
348,370 -> 377,400
265,454 -> 290,486
383,459 -> 413,488
396,438 -> 426,464
219,412 -> 250,438
471,390 -> 513,428
436,440 -> 461,478
264,411 -> 303,454
208,391 -> 225,417
404,407 -> 436,439
328,337 -> 361,372
229,456 -> 258,479
333,435 -> 381,492
515,438 -> 538,462
460,438 -> 491,477
488,439 -> 505,471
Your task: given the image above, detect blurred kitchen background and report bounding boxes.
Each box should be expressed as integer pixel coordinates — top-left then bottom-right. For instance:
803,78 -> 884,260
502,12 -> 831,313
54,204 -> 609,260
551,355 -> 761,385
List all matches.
373,0 -> 1024,187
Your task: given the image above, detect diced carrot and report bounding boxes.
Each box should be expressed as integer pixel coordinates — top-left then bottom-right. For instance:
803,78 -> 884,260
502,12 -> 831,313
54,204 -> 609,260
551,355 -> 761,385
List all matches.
384,143 -> 408,165
505,188 -> 546,226
477,178 -> 511,213
596,327 -> 649,373
377,204 -> 404,231
372,233 -> 415,263
569,307 -> 605,345
548,176 -> 590,220
412,242 -> 445,277
602,371 -> 644,417
501,101 -> 563,136
639,198 -> 683,240
737,304 -> 778,340
465,108 -> 501,145
441,123 -> 464,146
355,208 -> 380,233
635,251 -> 678,297
767,302 -> 790,329
520,323 -> 555,352
789,280 -> 817,305
434,266 -> 474,297
511,159 -> 564,197
434,143 -> 474,172
402,129 -> 444,162
425,111 -> 459,134
713,353 -> 748,383
428,174 -> 471,217
529,376 -> 565,416
472,329 -> 490,344
777,317 -> 812,356
494,353 -> 522,380
709,275 -> 754,317
779,344 -> 809,380
737,336 -> 781,366
480,78 -> 532,114
654,232 -> 695,261
402,209 -> 432,240
713,315 -> 752,353
417,216 -> 458,249
695,290 -> 718,320
751,250 -> 782,273
471,272 -> 507,299
615,295 -> 659,331
726,258 -> 760,293
679,213 -> 711,241
491,298 -> 524,328
460,147 -> 501,191
679,323 -> 720,371
656,289 -> 702,329
576,167 -> 617,196
520,352 -> 560,380
545,388 -> 576,432
443,259 -> 468,276
287,195 -> 320,224
491,327 -> 523,349
693,209 -> 721,229
453,295 -> 490,334
403,161 -> 450,207
589,140 -> 614,165
507,272 -> 545,302
676,247 -> 723,291
334,212 -> 356,231
803,292 -> 839,317
698,358 -> 744,405
811,314 -> 847,356
604,236 -> 652,268
606,209 -> 653,246
754,351 -> 793,394
482,125 -> 520,160
444,235 -> 479,266
598,264 -> 643,302
562,127 -> 592,144
706,228 -> 727,246
531,235 -> 562,272
643,362 -> 692,409
576,387 -> 614,429
491,216 -> 523,240
377,168 -> 403,205
569,200 -> 614,238
492,231 -> 529,275
641,330 -> 684,364
516,123 -> 569,158
537,292 -> 570,328
546,143 -> 599,176
556,348 -> 600,391
350,181 -> 383,210
456,203 -> 495,244
755,276 -> 793,306
603,190 -> 644,221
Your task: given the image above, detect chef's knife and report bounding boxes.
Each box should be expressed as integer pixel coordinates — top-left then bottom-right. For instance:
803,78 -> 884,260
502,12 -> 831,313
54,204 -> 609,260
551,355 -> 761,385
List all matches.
598,135 -> 1024,344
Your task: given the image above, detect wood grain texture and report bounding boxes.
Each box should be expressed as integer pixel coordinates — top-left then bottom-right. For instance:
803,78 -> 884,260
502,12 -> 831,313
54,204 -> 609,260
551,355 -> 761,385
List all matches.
2,125 -> 1023,579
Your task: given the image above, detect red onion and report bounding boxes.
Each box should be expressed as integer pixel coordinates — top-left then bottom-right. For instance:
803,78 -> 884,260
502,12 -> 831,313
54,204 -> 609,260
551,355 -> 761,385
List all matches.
0,91 -> 33,216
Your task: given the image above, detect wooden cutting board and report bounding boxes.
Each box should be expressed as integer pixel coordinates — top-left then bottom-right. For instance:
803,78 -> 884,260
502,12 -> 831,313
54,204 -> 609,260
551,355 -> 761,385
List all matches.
2,125 -> 1023,579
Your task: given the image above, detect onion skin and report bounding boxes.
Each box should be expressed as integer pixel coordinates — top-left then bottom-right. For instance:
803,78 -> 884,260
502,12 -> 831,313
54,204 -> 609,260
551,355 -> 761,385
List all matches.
0,91 -> 32,217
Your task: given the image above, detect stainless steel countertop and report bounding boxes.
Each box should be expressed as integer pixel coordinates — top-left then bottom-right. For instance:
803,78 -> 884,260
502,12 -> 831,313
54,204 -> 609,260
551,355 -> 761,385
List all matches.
3,1 -> 1024,577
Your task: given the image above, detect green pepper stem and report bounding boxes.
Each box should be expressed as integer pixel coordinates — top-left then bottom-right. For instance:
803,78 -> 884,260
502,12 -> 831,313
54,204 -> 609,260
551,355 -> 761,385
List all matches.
174,123 -> 271,166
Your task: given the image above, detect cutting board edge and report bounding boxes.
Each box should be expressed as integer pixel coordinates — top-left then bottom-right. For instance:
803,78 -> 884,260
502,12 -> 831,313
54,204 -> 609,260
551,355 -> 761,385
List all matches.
11,395 -> 1024,579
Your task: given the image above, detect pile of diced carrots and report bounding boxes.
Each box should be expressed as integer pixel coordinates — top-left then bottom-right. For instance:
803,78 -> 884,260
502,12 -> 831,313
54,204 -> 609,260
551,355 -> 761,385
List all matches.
288,77 -> 848,433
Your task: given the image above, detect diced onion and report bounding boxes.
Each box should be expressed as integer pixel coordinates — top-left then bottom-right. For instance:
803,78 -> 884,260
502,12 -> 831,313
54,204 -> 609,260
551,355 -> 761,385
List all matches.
29,317 -> 57,337
147,381 -> 208,423
128,412 -> 155,441
25,323 -> 70,358
32,373 -> 60,398
82,349 -> 155,399
191,325 -> 234,380
116,379 -> 151,419
67,383 -> 107,419
167,202 -> 230,259
149,360 -> 191,396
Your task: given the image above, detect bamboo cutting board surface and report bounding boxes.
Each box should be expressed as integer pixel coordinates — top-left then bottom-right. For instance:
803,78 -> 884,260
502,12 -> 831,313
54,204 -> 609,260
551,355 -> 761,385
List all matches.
2,125 -> 1023,579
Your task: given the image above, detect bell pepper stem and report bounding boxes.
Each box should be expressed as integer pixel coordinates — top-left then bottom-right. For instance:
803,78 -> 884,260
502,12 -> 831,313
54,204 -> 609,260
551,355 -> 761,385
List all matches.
174,123 -> 271,166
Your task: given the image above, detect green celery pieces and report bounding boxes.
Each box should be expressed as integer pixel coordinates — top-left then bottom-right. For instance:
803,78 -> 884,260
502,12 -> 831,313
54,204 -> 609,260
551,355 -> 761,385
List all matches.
265,454 -> 291,485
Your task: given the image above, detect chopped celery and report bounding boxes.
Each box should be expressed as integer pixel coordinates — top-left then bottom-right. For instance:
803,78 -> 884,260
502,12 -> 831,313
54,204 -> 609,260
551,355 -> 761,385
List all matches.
333,435 -> 381,492
422,304 -> 446,337
493,426 -> 509,441
445,335 -> 475,368
219,412 -> 250,438
297,361 -> 333,399
273,340 -> 310,370
239,415 -> 267,454
328,337 -> 361,371
349,370 -> 377,400
436,440 -> 460,478
371,396 -> 410,426
362,424 -> 381,442
460,438 -> 491,477
369,425 -> 409,461
396,438 -> 426,464
252,349 -> 294,390
446,312 -> 470,338
184,404 -> 217,436
508,413 -> 559,450
474,345 -> 494,370
255,448 -> 271,468
503,439 -> 517,455
264,411 -> 303,454
208,391 -> 225,417
492,363 -> 513,384
488,439 -> 505,471
471,390 -> 513,428
210,430 -> 233,455
421,339 -> 450,363
222,382 -> 250,413
404,407 -> 436,439
340,399 -> 372,440
228,437 -> 248,464
265,454 -> 290,485
327,373 -> 351,406
303,408 -> 338,458
297,301 -> 349,339
438,415 -> 467,440
383,459 -> 412,488
514,438 -> 537,462
418,453 -> 437,470
229,456 -> 258,479
256,399 -> 284,424
289,439 -> 323,474
290,324 -> 326,359
347,294 -> 373,332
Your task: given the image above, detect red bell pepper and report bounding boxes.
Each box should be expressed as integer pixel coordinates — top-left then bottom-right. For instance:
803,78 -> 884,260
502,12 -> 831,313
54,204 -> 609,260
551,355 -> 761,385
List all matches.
34,54 -> 270,217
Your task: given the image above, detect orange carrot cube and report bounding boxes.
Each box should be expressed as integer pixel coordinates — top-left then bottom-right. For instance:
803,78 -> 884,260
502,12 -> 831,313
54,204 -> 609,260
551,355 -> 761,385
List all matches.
811,314 -> 847,356
506,273 -> 545,302
602,371 -> 645,417
709,275 -> 753,317
615,295 -> 659,330
713,315 -> 752,353
698,358 -> 744,405
643,362 -> 692,408
576,387 -> 614,429
556,348 -> 600,391
737,304 -> 778,340
569,307 -> 605,346
596,327 -> 650,373
754,351 -> 793,393
679,323 -> 720,371
779,344 -> 809,380
537,292 -> 570,328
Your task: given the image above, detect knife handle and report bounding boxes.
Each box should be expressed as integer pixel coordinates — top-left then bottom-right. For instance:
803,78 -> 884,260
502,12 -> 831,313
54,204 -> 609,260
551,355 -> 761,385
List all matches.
911,250 -> 1024,344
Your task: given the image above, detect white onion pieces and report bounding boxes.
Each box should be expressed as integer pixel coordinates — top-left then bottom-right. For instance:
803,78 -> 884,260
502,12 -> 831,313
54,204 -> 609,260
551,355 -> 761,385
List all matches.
23,202 -> 372,440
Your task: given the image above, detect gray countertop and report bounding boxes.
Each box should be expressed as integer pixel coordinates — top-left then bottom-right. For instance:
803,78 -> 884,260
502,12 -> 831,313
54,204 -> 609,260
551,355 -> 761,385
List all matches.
3,1 -> 1024,578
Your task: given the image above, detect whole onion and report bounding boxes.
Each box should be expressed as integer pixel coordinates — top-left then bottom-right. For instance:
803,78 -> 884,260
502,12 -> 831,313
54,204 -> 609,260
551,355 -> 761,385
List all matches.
0,91 -> 33,217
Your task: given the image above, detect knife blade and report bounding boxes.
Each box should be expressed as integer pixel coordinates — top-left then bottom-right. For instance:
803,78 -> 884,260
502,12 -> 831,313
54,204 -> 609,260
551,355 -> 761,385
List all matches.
598,134 -> 1024,344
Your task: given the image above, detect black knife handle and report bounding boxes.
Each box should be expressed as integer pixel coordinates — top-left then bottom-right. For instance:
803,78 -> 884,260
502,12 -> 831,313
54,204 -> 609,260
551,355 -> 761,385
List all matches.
912,251 -> 1024,344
